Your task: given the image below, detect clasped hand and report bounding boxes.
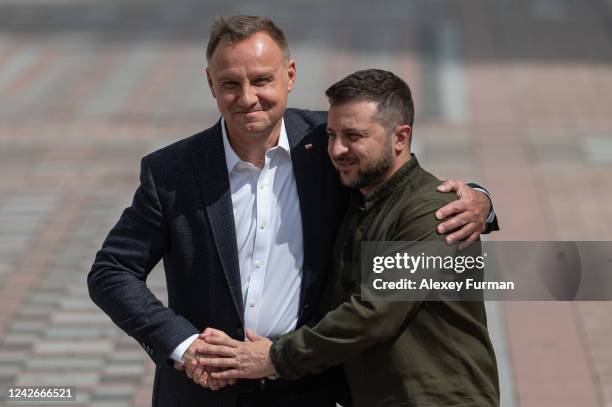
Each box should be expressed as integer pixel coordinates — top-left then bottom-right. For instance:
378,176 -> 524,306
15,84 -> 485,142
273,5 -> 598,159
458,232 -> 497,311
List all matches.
436,180 -> 492,246
173,328 -> 276,390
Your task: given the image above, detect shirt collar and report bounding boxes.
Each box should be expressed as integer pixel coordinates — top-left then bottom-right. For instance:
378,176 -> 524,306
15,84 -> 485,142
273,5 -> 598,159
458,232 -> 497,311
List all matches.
221,117 -> 290,173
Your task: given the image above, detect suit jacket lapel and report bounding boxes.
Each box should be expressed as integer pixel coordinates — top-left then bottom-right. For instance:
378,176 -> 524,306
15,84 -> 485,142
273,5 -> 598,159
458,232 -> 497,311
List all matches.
285,111 -> 316,320
191,121 -> 244,325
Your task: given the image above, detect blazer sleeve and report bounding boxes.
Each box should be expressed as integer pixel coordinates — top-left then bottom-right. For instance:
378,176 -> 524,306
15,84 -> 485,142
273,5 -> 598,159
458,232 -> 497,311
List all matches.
466,182 -> 499,233
270,198 -> 456,379
87,157 -> 199,365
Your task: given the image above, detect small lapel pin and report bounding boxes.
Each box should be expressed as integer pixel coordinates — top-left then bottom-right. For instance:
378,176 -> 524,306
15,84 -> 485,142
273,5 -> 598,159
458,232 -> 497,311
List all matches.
305,144 -> 314,151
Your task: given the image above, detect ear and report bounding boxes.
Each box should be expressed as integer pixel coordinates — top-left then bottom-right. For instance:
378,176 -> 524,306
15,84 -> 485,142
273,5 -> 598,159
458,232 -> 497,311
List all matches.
394,125 -> 412,153
286,59 -> 296,92
206,67 -> 216,98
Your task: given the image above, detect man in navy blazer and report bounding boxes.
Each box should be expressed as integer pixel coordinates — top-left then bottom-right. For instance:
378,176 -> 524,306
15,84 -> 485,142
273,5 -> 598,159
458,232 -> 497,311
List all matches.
88,15 -> 498,407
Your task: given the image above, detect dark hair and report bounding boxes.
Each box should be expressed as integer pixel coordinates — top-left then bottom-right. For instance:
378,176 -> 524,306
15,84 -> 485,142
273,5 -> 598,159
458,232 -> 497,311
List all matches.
325,69 -> 414,127
206,15 -> 290,62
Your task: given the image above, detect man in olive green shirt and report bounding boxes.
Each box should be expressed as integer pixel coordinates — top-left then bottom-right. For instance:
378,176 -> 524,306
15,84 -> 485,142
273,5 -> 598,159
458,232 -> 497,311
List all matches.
198,69 -> 500,406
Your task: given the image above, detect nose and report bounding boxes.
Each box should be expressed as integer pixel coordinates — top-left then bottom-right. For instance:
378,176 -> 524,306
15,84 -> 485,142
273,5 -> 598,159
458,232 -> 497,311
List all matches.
328,136 -> 349,159
237,84 -> 258,108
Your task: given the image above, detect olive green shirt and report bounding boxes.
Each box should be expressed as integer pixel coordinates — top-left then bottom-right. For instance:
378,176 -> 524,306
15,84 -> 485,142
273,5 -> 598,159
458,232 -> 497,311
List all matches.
270,156 -> 499,406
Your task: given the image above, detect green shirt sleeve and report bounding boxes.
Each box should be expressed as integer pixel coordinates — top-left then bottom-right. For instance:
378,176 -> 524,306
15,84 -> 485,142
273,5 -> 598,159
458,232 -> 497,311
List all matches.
270,198 -> 455,379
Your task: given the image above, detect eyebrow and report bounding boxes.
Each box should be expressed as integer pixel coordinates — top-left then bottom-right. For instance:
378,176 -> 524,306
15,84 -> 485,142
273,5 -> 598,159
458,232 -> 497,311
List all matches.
217,76 -> 239,82
326,127 -> 369,134
217,71 -> 275,82
344,127 -> 369,135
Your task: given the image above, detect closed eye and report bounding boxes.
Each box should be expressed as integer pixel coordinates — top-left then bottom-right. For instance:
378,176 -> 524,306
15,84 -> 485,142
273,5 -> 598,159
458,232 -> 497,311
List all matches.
252,76 -> 272,86
221,81 -> 239,89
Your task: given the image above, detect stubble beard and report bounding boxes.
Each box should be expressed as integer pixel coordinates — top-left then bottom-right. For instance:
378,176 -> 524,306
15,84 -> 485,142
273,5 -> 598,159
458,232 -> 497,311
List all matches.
348,142 -> 395,190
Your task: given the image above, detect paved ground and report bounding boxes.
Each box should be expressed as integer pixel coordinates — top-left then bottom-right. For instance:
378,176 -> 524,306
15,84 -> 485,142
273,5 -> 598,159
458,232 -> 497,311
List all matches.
1,0 -> 612,406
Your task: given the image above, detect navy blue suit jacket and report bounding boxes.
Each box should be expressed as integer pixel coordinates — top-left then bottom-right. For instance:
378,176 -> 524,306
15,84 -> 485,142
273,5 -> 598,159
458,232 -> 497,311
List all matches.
88,108 -> 349,406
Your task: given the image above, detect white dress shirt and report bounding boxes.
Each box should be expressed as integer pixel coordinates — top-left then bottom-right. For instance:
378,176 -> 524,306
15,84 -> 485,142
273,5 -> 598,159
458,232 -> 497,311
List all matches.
171,118 -> 303,363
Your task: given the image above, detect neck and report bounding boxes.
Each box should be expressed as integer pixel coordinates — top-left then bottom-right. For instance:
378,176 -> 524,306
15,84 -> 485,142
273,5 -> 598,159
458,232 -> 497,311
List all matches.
225,120 -> 282,168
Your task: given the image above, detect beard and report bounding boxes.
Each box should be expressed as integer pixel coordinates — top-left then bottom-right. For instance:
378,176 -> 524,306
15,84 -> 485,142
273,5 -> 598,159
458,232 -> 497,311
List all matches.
347,142 -> 395,190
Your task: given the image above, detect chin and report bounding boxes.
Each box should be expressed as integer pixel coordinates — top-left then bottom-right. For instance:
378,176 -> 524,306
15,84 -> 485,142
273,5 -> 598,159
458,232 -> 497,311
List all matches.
339,175 -> 356,187
244,122 -> 269,133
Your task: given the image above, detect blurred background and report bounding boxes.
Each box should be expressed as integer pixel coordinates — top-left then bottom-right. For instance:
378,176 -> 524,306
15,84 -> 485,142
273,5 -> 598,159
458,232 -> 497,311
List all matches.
0,0 -> 611,406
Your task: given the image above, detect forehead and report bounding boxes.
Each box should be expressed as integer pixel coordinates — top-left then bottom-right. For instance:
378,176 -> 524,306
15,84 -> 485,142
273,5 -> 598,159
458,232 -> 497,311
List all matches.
208,32 -> 285,75
328,101 -> 380,129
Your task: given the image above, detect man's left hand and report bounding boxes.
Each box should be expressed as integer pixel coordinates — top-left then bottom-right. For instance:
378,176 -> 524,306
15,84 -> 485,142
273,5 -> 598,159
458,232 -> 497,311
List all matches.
435,180 -> 491,244
173,328 -> 237,390
195,330 -> 277,380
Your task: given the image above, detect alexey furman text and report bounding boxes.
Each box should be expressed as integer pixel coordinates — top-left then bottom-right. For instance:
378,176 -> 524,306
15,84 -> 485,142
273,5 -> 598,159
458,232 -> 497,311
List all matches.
372,278 -> 515,291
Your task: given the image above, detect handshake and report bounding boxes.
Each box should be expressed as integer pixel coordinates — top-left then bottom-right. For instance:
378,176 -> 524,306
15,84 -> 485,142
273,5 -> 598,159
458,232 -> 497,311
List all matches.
173,328 -> 278,390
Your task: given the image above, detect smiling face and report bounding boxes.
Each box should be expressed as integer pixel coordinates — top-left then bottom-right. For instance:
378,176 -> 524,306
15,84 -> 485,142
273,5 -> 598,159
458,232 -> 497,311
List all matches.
206,31 -> 296,139
327,100 -> 411,194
